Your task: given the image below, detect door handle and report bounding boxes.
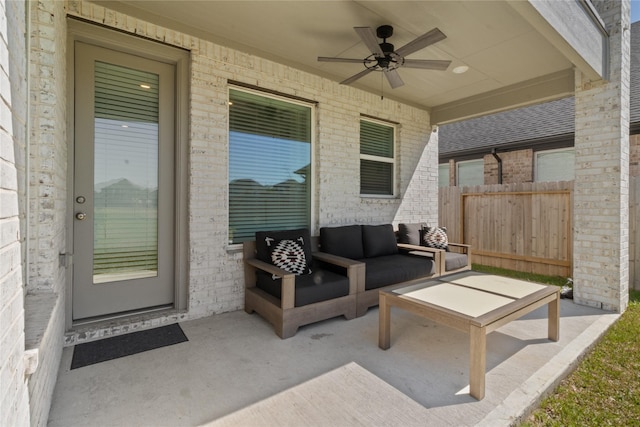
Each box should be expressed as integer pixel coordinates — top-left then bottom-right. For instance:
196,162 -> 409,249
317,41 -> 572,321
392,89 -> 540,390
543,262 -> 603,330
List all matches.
75,212 -> 87,220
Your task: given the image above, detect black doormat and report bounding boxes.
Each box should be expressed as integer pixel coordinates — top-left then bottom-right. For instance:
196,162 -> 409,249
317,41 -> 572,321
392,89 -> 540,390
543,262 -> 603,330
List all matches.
71,323 -> 188,370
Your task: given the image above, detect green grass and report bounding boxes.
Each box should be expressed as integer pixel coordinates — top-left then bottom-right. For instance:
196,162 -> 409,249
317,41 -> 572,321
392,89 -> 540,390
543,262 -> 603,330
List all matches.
518,289 -> 640,426
472,264 -> 569,287
472,265 -> 640,426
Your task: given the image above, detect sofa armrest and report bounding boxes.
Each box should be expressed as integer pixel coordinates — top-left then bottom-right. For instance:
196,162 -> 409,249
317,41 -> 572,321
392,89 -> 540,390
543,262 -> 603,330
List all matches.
447,242 -> 471,253
245,258 -> 296,309
396,243 -> 445,276
313,251 -> 364,296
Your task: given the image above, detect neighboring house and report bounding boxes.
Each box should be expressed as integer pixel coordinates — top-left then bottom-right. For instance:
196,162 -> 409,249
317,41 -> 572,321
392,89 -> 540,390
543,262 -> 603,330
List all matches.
438,21 -> 640,187
0,2 -> 631,426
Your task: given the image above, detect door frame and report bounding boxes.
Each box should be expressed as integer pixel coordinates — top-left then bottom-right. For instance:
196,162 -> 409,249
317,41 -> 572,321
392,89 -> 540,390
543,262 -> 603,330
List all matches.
65,18 -> 190,329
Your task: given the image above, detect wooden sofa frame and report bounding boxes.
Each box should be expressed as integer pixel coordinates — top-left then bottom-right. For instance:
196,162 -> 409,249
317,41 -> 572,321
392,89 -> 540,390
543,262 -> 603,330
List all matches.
437,242 -> 472,276
243,238 -> 363,339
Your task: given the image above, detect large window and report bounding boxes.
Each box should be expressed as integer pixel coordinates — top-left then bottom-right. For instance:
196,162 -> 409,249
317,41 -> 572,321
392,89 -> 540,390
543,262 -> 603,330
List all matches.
456,159 -> 484,186
360,119 -> 395,196
535,148 -> 575,182
438,163 -> 450,187
228,88 -> 312,244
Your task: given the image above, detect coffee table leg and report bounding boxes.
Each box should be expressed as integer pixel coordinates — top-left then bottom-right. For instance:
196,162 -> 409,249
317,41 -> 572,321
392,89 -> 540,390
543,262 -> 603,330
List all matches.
379,293 -> 391,350
469,325 -> 486,400
548,294 -> 560,342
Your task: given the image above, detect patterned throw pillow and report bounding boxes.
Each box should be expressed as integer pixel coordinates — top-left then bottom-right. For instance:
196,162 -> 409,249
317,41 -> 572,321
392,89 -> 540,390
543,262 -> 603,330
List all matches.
266,236 -> 312,276
422,226 -> 449,250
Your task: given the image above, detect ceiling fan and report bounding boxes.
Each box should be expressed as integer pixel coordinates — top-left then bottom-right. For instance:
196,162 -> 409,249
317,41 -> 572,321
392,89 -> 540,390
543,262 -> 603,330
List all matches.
318,25 -> 451,89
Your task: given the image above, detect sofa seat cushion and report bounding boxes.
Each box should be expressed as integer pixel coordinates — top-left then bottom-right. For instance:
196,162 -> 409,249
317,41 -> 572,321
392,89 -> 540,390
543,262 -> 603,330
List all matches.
255,263 -> 350,307
362,224 -> 399,258
362,254 -> 434,290
320,225 -> 364,259
444,252 -> 468,272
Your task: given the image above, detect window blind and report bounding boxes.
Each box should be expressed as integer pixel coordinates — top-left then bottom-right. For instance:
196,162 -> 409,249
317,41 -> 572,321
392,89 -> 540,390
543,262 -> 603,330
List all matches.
360,120 -> 394,195
93,61 -> 159,281
229,89 -> 312,244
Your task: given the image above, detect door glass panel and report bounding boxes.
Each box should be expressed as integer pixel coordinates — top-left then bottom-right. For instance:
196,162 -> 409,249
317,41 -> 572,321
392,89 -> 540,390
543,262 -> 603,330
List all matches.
93,61 -> 159,284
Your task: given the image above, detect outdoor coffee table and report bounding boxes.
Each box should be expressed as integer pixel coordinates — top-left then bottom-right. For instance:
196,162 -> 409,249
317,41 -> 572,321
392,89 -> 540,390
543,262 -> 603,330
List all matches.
378,271 -> 560,400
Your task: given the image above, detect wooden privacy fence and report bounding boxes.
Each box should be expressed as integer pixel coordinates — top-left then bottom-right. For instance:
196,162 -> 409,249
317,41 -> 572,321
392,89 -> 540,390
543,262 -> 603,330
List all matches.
439,182 -> 573,278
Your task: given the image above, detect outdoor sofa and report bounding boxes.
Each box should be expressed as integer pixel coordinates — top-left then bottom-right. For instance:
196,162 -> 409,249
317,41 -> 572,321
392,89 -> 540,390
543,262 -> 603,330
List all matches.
319,224 -> 442,317
243,223 -> 468,338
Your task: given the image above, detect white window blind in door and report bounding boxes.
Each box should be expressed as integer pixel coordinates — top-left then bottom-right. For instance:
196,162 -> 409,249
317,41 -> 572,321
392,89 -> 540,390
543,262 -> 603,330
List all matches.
93,61 -> 159,282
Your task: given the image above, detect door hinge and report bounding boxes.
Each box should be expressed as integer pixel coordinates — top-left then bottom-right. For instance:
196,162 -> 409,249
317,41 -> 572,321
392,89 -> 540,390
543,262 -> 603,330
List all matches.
59,252 -> 73,268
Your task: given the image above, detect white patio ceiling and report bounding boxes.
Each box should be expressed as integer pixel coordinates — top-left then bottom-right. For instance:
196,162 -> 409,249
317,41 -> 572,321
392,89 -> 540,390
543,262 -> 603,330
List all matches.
98,0 -> 608,124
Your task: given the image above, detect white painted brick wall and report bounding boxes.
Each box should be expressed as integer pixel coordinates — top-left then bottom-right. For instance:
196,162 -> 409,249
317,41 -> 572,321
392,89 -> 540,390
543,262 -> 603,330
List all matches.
25,1 -> 67,425
0,0 -> 30,425
573,0 -> 630,312
62,0 -> 439,324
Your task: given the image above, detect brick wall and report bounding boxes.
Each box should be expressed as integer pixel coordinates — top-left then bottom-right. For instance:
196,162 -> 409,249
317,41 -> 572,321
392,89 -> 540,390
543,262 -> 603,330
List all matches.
24,1 -> 67,425
59,2 -> 438,325
484,149 -> 534,184
573,0 -> 630,312
0,0 -> 30,425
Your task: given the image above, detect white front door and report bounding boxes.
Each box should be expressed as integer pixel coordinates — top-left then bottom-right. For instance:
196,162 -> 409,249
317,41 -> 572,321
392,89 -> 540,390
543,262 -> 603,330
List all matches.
72,41 -> 176,320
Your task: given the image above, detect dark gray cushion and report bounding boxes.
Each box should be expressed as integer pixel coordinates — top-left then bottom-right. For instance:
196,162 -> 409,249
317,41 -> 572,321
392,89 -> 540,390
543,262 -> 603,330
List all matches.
362,224 -> 398,258
445,252 -> 468,271
255,261 -> 350,307
363,254 -> 434,290
397,223 -> 426,245
255,228 -> 313,275
320,225 -> 364,259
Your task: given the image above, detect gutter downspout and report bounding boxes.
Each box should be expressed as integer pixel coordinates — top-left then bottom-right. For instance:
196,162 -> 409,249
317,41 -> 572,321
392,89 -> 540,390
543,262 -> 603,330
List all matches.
491,148 -> 502,184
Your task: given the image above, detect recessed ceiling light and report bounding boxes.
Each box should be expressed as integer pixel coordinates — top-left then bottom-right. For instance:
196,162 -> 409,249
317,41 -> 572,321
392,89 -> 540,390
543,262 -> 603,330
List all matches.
140,84 -> 151,89
452,65 -> 469,74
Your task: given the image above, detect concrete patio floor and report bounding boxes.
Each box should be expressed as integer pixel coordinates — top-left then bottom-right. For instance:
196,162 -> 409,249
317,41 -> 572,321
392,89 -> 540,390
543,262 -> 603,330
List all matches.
48,299 -> 618,427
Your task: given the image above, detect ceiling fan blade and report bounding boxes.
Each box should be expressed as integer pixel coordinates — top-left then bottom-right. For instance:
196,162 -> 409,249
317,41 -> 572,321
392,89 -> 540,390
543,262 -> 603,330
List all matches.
340,67 -> 375,85
395,28 -> 447,58
318,57 -> 373,64
354,27 -> 384,56
385,69 -> 404,89
402,59 -> 451,70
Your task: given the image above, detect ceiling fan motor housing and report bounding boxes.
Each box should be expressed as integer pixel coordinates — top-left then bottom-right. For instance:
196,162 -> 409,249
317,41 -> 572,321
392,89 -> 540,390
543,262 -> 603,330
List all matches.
376,25 -> 394,39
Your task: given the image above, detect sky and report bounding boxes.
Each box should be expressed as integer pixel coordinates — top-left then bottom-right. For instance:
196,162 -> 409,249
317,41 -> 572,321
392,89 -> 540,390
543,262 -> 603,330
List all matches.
633,1 -> 640,23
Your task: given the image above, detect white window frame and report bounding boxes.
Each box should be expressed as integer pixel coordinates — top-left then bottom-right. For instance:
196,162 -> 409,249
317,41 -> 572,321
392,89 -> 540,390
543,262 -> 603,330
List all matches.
359,117 -> 396,197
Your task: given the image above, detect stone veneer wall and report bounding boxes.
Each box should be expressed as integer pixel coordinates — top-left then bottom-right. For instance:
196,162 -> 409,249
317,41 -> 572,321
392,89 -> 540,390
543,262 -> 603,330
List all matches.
0,0 -> 30,425
573,0 -> 630,312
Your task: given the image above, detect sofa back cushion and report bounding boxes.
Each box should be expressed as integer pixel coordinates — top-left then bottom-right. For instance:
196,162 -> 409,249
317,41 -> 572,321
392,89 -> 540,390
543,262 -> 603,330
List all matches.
421,226 -> 449,251
255,228 -> 313,275
362,224 -> 399,258
320,225 -> 364,259
397,223 -> 426,246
